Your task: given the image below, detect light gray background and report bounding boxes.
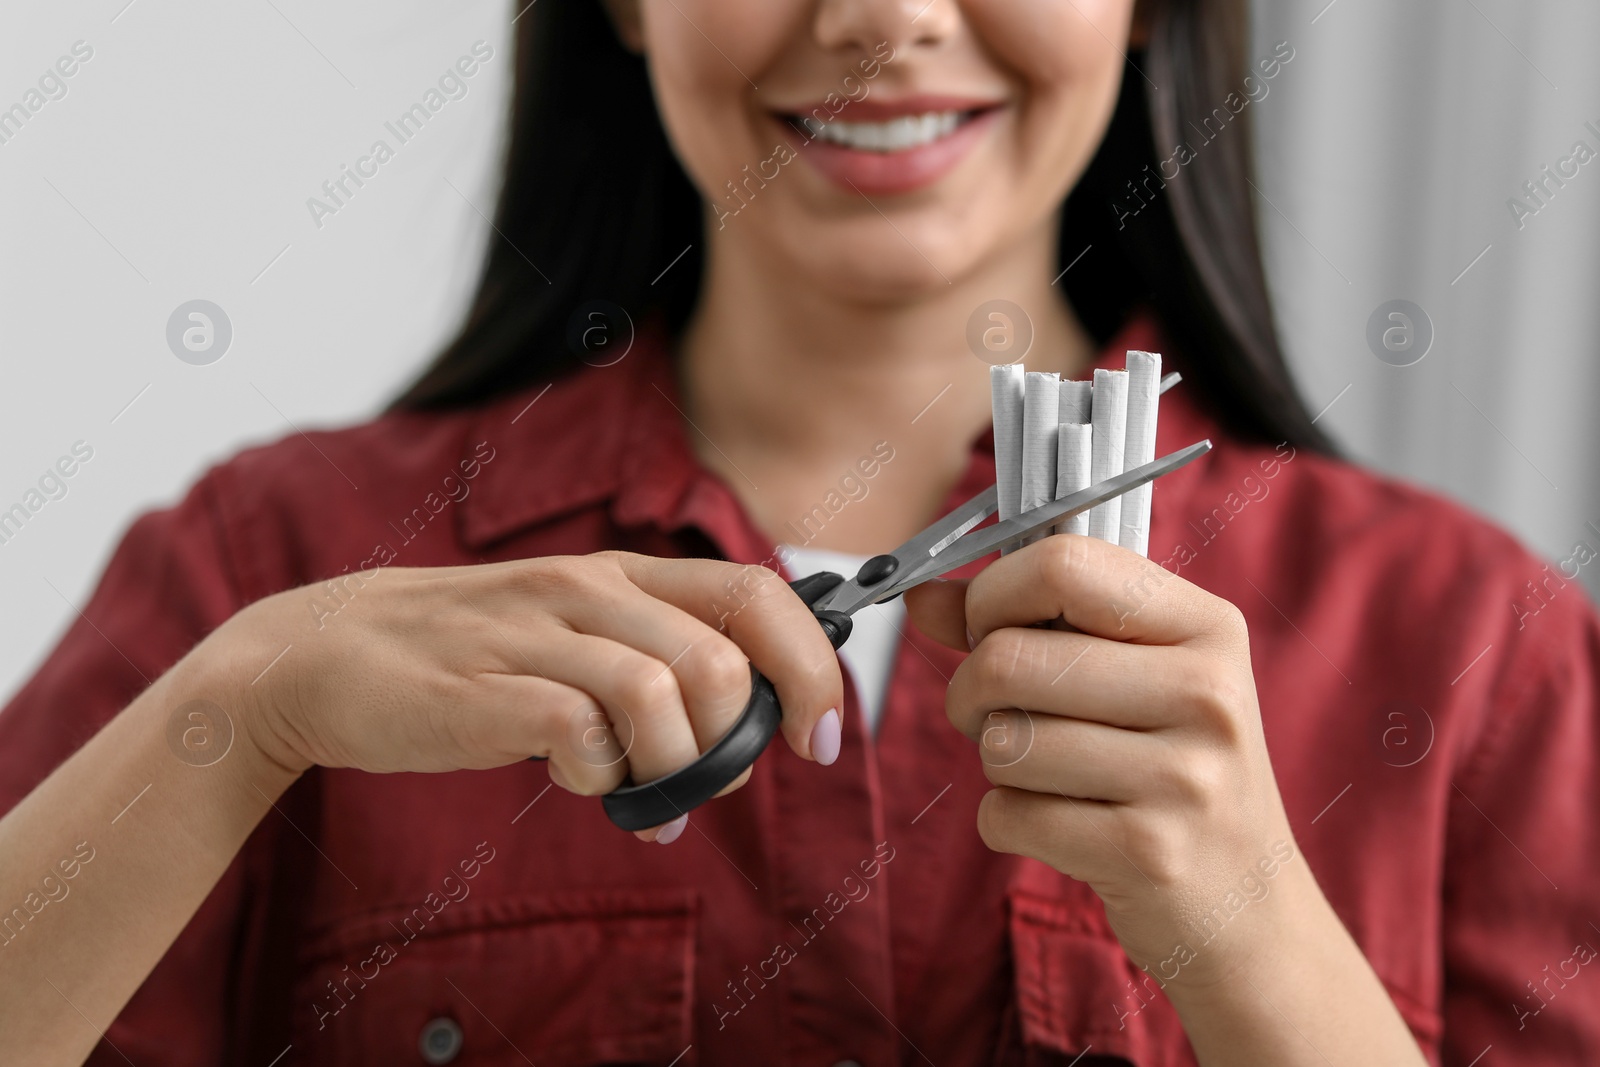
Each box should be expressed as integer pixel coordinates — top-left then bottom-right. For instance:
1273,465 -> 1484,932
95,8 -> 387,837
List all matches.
2,0 -> 1596,704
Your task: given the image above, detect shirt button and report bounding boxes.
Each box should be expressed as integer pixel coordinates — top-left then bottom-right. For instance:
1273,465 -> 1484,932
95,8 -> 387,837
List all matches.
418,1016 -> 464,1064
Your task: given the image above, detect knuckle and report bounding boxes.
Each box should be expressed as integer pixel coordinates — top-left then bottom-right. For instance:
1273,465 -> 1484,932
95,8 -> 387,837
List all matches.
590,549 -> 635,570
969,628 -> 1029,691
1212,598 -> 1248,639
1118,816 -> 1186,886
978,709 -> 1033,768
780,647 -> 842,708
1166,748 -> 1225,807
435,699 -> 489,757
562,695 -> 627,769
1177,653 -> 1243,727
781,656 -> 842,732
615,656 -> 682,721
943,667 -> 970,732
550,760 -> 615,797
1038,533 -> 1093,593
802,648 -> 841,691
693,641 -> 752,700
975,789 -> 1013,852
735,562 -> 784,595
506,556 -> 591,601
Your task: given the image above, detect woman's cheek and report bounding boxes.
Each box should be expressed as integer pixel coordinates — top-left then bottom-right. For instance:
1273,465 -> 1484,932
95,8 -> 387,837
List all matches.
636,2 -> 792,194
640,0 -> 793,100
965,0 -> 1135,85
965,0 -> 1135,205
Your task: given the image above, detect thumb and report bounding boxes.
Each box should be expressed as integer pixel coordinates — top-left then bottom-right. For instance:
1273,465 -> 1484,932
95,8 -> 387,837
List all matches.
903,578 -> 971,652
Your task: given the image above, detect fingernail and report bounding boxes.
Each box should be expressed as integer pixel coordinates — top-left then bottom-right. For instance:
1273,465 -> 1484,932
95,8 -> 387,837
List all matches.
655,814 -> 688,845
966,627 -> 977,651
811,708 -> 841,766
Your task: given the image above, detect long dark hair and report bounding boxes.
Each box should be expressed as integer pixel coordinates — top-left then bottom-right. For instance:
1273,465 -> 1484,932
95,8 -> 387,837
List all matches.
391,0 -> 1336,455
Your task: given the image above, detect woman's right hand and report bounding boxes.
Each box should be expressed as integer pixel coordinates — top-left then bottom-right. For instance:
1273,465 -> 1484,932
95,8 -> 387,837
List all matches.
214,552 -> 845,839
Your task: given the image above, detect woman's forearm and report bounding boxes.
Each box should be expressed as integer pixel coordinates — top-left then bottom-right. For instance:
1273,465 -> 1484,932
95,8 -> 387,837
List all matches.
0,640 -> 301,1064
1162,863 -> 1428,1066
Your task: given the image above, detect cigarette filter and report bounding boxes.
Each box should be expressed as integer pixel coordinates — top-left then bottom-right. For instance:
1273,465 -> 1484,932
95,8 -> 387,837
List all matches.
1119,350 -> 1162,556
990,364 -> 1026,554
1088,367 -> 1128,543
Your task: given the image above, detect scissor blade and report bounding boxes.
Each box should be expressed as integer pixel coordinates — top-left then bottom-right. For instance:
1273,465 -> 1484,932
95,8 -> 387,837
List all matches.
872,439 -> 1211,600
809,485 -> 997,616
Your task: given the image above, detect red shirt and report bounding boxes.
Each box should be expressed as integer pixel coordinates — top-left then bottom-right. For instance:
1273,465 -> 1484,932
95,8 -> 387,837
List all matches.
3,315 -> 1597,1067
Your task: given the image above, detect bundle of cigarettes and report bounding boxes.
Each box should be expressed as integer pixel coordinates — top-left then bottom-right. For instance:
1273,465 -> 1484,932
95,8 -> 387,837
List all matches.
990,350 -> 1162,556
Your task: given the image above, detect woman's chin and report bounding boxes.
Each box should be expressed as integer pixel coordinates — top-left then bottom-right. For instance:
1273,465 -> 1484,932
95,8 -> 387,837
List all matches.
805,262 -> 961,306
775,230 -> 979,305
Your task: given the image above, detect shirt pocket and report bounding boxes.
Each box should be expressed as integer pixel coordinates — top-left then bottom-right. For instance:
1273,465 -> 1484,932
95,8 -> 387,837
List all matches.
1004,888 -> 1190,1067
290,887 -> 698,1067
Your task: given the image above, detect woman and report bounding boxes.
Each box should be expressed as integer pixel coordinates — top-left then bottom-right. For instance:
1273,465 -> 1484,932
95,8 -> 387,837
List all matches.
1,1 -> 1595,1064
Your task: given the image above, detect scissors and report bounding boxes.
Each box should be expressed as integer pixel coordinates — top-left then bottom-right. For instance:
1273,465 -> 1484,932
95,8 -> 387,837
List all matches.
594,385 -> 1209,830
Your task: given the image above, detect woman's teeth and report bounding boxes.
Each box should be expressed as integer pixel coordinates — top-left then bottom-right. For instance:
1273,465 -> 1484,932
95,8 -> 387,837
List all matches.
799,110 -> 966,152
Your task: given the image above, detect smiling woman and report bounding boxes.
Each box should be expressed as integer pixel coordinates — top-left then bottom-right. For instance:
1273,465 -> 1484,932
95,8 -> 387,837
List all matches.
1,1 -> 1597,1066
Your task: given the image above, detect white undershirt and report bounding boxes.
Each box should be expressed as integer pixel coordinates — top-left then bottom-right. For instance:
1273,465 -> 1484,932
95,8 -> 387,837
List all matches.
780,544 -> 906,736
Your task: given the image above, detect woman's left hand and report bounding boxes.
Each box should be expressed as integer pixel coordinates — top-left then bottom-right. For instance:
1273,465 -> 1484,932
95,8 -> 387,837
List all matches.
904,533 -> 1304,989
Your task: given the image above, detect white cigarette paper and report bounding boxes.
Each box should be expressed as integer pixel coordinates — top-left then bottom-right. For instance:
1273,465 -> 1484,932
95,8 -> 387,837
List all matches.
1058,379 -> 1093,427
1053,379 -> 1093,536
990,364 -> 1026,554
1088,368 -> 1129,543
1119,350 -> 1162,556
1053,421 -> 1093,537
1019,372 -> 1061,547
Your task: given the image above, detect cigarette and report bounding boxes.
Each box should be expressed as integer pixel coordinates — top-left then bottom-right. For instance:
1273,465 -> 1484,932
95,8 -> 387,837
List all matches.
1119,350 -> 1162,556
1053,421 -> 1093,537
1058,378 -> 1092,426
1052,379 -> 1092,537
990,364 -> 1026,554
1088,368 -> 1129,543
1019,372 -> 1061,547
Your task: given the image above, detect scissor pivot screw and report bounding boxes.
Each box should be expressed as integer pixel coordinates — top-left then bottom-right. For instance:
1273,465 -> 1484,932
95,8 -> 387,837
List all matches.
855,553 -> 899,586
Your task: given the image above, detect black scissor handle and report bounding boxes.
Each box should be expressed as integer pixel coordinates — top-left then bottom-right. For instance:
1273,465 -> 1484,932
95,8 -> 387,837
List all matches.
596,571 -> 852,831
529,692 -> 784,833
600,664 -> 782,831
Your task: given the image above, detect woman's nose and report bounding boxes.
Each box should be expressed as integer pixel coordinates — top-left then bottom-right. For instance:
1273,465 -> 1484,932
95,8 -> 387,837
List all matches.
812,0 -> 959,57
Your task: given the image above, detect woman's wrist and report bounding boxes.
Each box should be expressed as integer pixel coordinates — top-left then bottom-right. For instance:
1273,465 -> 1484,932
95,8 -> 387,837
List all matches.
169,599 -> 316,786
1155,860 -> 1426,1066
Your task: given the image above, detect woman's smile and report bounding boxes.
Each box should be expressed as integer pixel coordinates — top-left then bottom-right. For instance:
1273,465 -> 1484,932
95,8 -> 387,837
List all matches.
775,95 -> 1007,195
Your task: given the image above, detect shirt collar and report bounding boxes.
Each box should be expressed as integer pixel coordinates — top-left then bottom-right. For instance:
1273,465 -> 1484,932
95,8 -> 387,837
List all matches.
460,309 -> 1217,554
461,315 -> 738,551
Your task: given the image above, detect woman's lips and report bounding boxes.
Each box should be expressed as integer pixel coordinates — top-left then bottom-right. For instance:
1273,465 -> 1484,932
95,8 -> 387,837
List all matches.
774,102 -> 1004,197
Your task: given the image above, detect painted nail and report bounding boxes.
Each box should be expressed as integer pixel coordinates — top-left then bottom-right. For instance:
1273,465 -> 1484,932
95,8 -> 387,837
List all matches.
811,708 -> 841,766
966,627 -> 977,651
655,814 -> 688,845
